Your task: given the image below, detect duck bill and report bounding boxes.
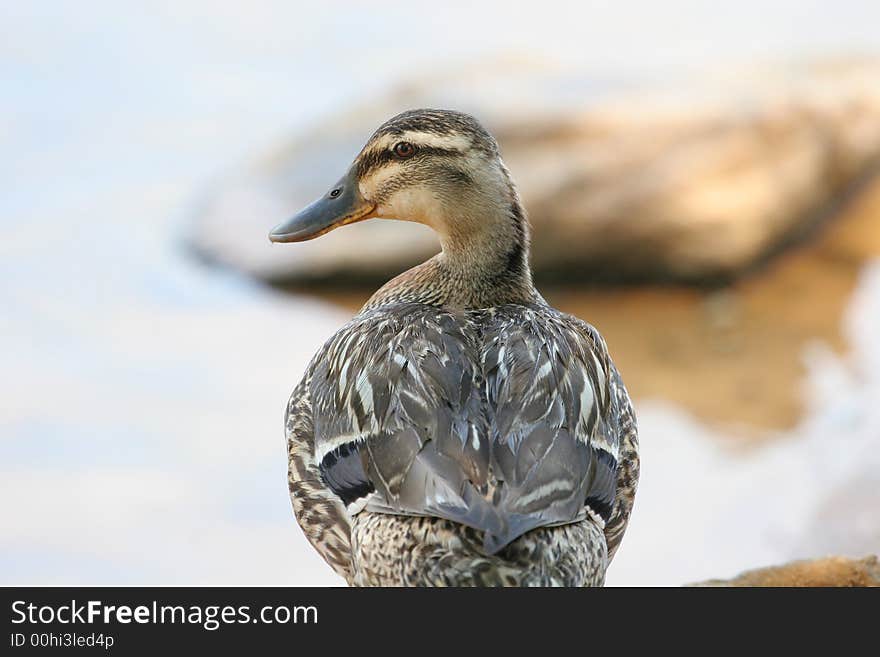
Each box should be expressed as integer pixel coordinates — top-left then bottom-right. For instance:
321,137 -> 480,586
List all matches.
268,169 -> 377,243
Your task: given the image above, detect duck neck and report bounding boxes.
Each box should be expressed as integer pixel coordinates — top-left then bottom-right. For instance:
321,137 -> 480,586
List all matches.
435,194 -> 534,307
365,169 -> 538,311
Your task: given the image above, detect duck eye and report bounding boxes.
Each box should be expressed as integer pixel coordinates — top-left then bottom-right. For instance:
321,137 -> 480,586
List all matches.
393,142 -> 416,159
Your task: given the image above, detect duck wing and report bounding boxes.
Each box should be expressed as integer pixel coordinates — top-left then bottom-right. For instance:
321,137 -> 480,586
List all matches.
480,305 -> 621,552
308,302 -> 621,554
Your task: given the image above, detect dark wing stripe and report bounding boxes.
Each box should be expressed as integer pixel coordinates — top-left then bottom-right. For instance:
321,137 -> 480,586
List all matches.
584,447 -> 618,521
319,442 -> 375,507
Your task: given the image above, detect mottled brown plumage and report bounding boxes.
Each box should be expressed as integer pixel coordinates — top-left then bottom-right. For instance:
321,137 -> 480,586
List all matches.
274,109 -> 639,586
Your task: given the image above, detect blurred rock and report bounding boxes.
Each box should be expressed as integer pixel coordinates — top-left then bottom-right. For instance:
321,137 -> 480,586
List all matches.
189,57 -> 880,284
692,555 -> 880,587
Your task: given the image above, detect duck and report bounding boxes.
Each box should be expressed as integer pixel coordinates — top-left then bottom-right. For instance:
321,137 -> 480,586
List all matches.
269,109 -> 639,586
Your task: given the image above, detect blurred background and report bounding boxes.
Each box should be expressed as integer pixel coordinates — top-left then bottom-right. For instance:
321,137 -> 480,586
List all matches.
2,0 -> 879,586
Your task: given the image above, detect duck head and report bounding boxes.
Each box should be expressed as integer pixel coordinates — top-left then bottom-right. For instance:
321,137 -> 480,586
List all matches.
269,109 -> 527,265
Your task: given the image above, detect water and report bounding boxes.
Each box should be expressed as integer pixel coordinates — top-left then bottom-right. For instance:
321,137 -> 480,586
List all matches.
2,1 -> 879,585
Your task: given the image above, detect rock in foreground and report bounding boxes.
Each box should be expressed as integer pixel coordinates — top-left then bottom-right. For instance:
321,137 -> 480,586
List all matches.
189,58 -> 880,285
693,555 -> 880,587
